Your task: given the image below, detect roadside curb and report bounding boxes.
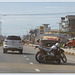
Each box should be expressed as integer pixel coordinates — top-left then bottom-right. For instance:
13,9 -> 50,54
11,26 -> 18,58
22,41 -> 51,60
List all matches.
64,51 -> 75,55
28,44 -> 75,55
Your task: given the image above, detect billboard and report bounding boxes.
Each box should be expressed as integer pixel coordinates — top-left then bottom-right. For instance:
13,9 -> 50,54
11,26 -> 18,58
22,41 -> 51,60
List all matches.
42,36 -> 59,41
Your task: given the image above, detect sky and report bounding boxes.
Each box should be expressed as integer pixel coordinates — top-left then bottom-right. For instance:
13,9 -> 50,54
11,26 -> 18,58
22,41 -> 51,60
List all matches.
0,2 -> 75,37
0,1 -> 75,75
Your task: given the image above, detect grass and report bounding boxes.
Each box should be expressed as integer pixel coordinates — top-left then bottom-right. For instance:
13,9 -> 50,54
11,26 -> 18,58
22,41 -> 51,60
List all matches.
0,42 -> 3,46
60,44 -> 63,48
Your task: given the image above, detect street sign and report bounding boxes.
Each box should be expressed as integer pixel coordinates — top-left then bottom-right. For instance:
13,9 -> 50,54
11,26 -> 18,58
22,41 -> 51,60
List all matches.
40,26 -> 44,34
40,30 -> 44,34
40,26 -> 44,30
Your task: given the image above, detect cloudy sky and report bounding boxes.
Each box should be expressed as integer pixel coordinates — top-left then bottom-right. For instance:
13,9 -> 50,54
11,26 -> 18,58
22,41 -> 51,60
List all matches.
0,2 -> 75,36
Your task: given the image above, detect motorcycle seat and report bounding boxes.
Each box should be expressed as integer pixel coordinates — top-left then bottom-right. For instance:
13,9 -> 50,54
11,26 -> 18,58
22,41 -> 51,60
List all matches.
38,46 -> 50,52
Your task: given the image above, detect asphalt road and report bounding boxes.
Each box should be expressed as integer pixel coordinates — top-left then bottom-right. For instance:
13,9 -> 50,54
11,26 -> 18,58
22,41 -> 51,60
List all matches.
0,45 -> 75,73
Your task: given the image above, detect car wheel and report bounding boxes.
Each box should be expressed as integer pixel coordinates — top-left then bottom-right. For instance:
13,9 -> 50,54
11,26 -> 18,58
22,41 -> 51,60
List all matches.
19,49 -> 23,54
3,49 -> 7,53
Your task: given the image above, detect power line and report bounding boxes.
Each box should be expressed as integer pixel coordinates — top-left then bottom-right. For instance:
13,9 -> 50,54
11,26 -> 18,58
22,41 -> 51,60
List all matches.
0,12 -> 75,16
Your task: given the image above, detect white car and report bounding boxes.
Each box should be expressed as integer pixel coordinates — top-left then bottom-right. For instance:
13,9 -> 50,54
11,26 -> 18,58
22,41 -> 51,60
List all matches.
3,35 -> 23,54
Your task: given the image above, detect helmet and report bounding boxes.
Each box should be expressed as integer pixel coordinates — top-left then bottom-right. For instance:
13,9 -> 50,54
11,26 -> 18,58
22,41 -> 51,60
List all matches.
55,43 -> 60,47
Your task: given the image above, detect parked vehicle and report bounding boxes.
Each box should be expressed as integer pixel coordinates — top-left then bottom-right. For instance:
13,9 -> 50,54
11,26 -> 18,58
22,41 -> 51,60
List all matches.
40,36 -> 59,48
34,45 -> 67,64
3,35 -> 23,54
64,39 -> 75,48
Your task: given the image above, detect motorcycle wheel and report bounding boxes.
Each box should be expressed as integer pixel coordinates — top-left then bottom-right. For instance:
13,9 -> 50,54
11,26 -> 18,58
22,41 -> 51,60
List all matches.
35,52 -> 45,63
61,53 -> 67,63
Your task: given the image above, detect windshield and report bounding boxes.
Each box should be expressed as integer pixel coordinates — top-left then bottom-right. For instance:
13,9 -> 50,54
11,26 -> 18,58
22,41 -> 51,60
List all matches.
6,36 -> 21,40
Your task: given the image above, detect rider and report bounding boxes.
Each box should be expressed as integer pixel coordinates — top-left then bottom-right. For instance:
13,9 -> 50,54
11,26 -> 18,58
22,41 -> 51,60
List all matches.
47,43 -> 60,57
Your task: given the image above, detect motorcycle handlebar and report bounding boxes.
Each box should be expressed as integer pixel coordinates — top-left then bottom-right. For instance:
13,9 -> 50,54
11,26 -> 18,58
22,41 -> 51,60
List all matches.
34,46 -> 38,50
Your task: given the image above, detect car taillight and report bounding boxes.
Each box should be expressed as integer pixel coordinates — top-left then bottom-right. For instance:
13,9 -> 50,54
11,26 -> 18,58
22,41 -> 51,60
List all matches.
19,41 -> 22,43
5,41 -> 8,42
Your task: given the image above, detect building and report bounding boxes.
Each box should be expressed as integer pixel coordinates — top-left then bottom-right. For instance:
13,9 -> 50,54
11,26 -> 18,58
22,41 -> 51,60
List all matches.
60,15 -> 75,37
29,24 -> 51,43
45,29 -> 59,34
42,24 -> 50,33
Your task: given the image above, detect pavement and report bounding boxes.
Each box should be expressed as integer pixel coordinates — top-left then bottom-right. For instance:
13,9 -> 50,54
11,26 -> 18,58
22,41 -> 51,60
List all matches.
28,44 -> 75,55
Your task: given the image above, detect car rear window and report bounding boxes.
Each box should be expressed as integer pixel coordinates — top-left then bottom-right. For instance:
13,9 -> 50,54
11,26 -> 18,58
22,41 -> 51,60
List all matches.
6,36 -> 21,40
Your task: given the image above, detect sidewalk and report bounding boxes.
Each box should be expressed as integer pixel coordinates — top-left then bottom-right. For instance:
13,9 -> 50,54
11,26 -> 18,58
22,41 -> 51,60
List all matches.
28,44 -> 75,55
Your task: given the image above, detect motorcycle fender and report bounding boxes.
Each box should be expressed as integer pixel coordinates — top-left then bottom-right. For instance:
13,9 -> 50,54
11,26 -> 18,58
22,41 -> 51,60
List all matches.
60,49 -> 64,53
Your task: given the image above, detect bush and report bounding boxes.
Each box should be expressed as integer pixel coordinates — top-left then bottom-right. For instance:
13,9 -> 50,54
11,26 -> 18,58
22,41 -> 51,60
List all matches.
0,42 -> 3,46
60,44 -> 63,48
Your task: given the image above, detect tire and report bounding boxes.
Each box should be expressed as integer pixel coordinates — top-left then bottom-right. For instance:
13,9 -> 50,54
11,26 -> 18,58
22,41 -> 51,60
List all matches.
3,49 -> 7,53
35,52 -> 45,63
61,53 -> 67,63
19,49 -> 23,54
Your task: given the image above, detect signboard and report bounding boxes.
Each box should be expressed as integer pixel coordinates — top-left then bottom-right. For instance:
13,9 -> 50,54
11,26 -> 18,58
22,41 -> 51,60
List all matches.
42,36 -> 59,41
40,26 -> 44,34
40,26 -> 44,30
40,30 -> 44,34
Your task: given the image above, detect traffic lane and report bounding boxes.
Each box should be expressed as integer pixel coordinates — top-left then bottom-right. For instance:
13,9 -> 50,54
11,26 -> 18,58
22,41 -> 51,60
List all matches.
0,46 -> 39,73
23,46 -> 41,72
0,47 -> 28,63
0,63 -> 37,73
23,46 -> 38,63
23,46 -> 75,73
66,54 -> 75,63
23,45 -> 75,64
0,45 -> 75,73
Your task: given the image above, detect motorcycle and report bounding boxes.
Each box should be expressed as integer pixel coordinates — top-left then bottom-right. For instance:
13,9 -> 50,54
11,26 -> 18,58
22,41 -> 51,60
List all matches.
34,45 -> 67,64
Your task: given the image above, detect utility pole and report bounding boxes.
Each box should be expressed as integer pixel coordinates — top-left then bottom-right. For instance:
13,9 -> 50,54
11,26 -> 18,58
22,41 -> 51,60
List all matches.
0,17 -> 2,35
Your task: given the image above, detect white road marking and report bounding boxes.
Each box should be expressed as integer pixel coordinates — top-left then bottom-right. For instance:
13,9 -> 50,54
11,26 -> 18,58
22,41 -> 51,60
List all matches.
35,69 -> 40,72
30,62 -> 33,64
67,57 -> 75,62
24,56 -> 26,57
26,58 -> 29,60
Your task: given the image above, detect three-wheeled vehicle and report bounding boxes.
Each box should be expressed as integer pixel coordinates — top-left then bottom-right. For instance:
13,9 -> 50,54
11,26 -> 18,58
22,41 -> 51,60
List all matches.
40,36 -> 59,48
64,39 -> 75,48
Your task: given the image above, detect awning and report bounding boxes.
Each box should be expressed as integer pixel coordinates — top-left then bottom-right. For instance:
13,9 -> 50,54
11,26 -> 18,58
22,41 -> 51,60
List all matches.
42,36 -> 59,41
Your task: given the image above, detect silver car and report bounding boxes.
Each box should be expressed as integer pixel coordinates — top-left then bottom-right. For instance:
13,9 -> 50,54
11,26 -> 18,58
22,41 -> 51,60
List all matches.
3,35 -> 23,54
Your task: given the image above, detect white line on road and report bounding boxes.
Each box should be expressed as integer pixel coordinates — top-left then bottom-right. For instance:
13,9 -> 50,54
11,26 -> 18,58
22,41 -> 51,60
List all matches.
26,58 -> 29,60
35,69 -> 40,72
30,62 -> 33,64
67,57 -> 75,62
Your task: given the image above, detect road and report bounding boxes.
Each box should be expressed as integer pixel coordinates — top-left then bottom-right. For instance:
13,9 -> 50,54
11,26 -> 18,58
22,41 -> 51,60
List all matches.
0,45 -> 75,73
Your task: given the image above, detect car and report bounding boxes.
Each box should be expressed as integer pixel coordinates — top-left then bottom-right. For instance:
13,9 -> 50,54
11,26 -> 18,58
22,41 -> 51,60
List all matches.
3,35 -> 23,54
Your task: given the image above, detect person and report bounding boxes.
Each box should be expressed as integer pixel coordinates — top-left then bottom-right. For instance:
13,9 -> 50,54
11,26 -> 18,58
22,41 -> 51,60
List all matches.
63,43 -> 66,48
47,43 -> 60,57
37,39 -> 40,43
